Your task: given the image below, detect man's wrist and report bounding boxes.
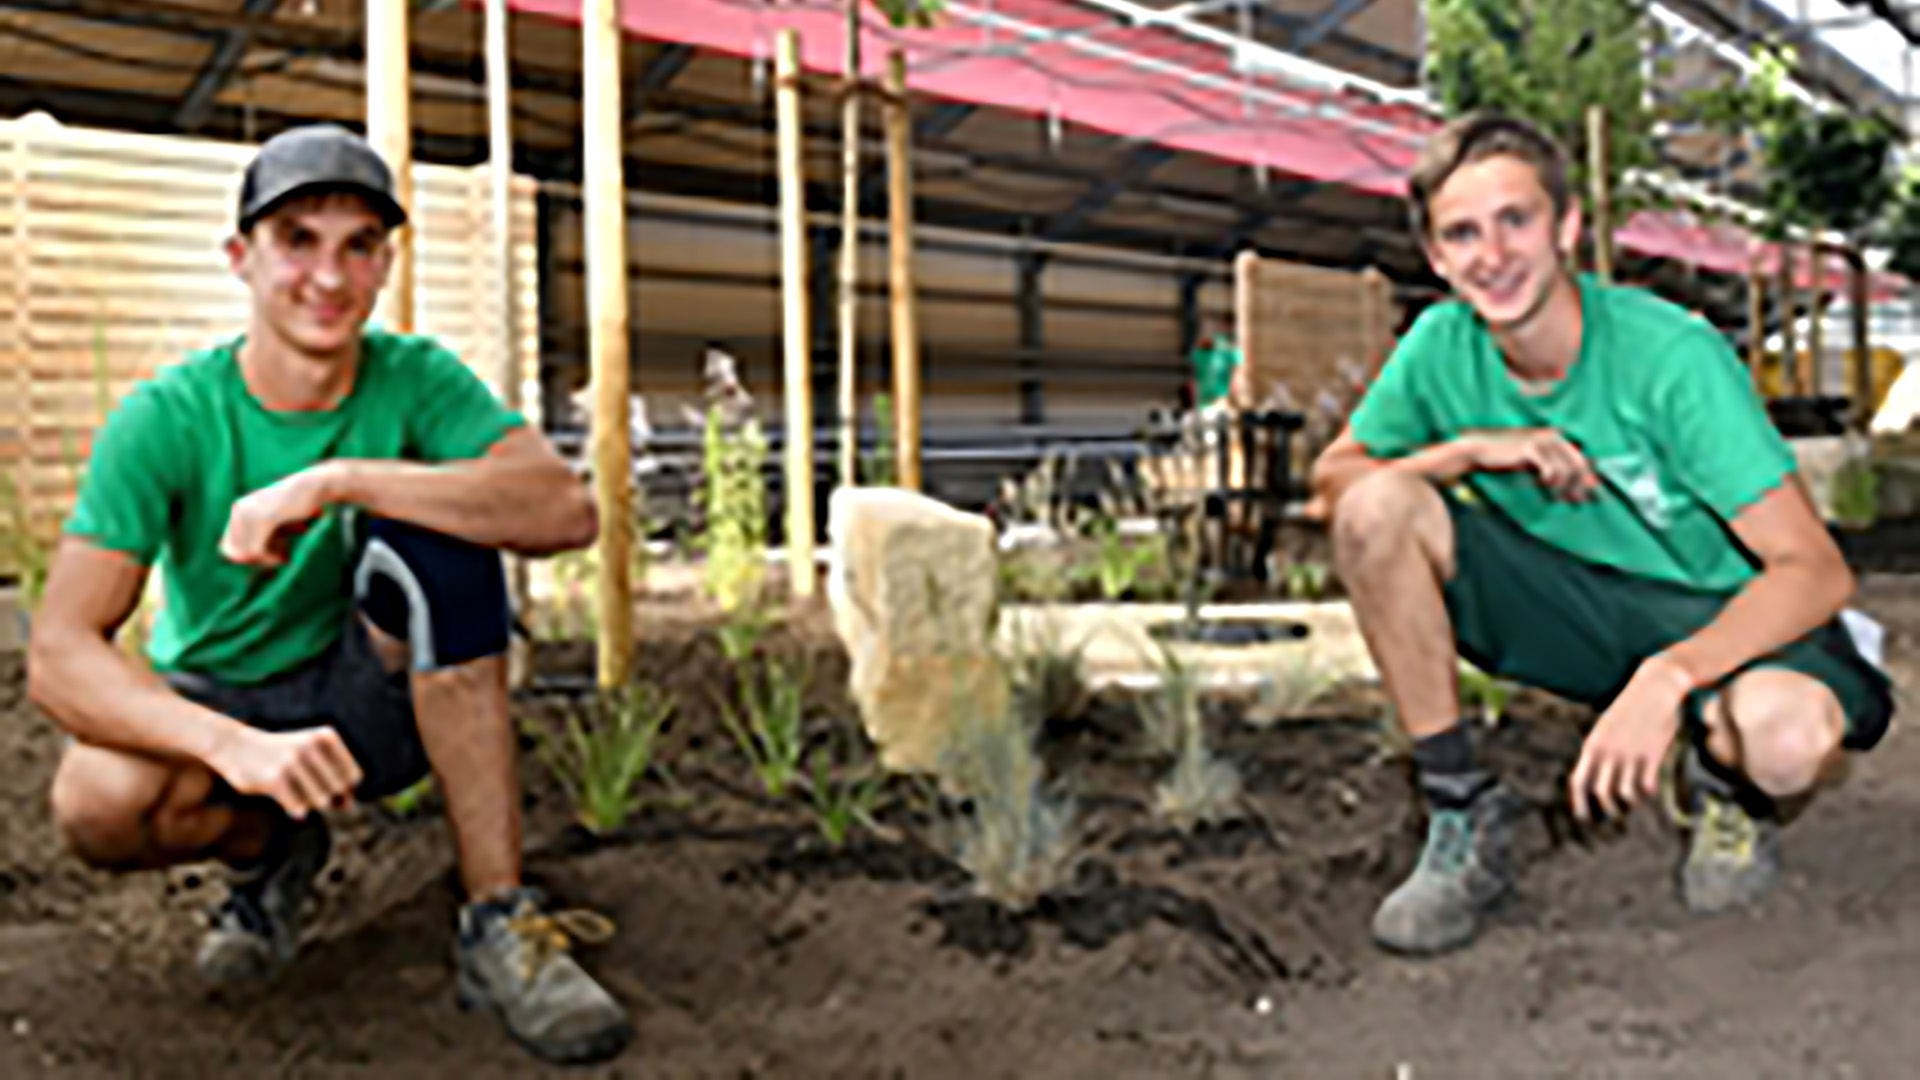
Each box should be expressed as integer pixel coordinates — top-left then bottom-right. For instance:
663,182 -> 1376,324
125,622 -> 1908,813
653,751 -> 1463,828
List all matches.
1644,650 -> 1704,696
312,459 -> 364,506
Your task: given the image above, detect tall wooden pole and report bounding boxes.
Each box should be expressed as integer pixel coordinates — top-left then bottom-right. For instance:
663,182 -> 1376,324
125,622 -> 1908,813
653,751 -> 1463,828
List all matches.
1585,105 -> 1614,283
1747,257 -> 1767,392
884,51 -> 922,492
584,0 -> 633,685
1848,245 -> 1873,430
1807,246 -> 1825,398
486,0 -> 533,688
777,30 -> 818,598
368,0 -> 414,332
1778,244 -> 1800,395
837,0 -> 862,489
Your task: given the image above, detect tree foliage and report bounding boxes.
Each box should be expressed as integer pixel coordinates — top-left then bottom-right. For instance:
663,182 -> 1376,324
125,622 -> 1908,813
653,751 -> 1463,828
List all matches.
1423,0 -> 1656,200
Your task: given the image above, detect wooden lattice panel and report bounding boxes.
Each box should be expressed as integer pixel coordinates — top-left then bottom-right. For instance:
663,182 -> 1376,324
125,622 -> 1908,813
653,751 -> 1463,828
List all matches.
1233,250 -> 1395,412
0,117 -> 540,575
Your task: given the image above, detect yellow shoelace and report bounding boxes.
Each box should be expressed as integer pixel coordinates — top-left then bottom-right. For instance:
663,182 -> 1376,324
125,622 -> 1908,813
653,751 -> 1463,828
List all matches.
503,906 -> 617,983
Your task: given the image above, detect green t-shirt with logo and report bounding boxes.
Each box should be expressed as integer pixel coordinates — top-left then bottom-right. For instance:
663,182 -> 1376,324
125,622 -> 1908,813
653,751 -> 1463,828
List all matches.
1348,275 -> 1795,594
65,331 -> 523,685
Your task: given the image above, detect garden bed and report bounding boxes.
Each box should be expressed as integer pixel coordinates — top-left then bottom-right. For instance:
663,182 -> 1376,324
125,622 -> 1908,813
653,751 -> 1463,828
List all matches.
3,579 -> 1920,1075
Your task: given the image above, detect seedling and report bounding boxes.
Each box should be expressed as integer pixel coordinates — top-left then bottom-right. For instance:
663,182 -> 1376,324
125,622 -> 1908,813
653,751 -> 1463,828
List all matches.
1282,559 -> 1330,602
939,694 -> 1078,910
1243,650 -> 1336,726
1458,661 -> 1517,727
724,655 -> 809,798
698,405 -> 769,614
528,683 -> 675,835
1000,614 -> 1088,728
1141,643 -> 1243,830
803,724 -> 885,848
863,393 -> 898,487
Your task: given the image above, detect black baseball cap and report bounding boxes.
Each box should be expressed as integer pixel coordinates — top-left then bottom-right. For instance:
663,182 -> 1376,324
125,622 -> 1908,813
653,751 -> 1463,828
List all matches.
236,124 -> 408,233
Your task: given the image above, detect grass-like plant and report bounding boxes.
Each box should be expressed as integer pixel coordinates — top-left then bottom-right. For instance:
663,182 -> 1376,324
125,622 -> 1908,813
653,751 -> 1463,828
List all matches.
999,614 -> 1088,728
863,392 -> 898,487
1458,660 -> 1517,727
528,683 -> 675,835
1243,649 -> 1337,726
1141,643 -> 1242,830
803,723 -> 885,848
723,654 -> 809,798
1282,559 -> 1330,602
699,404 -> 769,615
939,689 -> 1078,910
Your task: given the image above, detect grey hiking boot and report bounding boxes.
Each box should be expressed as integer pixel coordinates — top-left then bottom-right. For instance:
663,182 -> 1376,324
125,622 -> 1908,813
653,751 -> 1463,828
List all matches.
455,887 -> 633,1065
1372,784 -> 1521,956
197,814 -> 332,986
1678,751 -> 1782,914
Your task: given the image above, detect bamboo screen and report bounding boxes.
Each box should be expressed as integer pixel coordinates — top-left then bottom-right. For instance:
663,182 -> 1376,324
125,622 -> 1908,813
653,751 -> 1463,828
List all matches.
1233,250 -> 1396,411
0,116 -> 540,576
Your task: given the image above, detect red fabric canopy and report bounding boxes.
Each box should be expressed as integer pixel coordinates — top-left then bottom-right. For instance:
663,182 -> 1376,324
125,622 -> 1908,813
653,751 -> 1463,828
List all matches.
504,0 -> 1911,298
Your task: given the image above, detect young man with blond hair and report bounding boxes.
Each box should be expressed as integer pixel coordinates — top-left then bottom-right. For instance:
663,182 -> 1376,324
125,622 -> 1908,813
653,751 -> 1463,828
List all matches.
1313,113 -> 1892,955
30,125 -> 632,1063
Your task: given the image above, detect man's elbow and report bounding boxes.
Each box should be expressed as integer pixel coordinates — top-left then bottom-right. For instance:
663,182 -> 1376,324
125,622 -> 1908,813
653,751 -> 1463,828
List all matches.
26,622 -> 77,720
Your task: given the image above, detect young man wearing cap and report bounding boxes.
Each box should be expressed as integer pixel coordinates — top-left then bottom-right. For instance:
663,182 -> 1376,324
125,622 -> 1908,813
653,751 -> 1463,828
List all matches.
28,125 -> 633,1063
1311,113 -> 1893,956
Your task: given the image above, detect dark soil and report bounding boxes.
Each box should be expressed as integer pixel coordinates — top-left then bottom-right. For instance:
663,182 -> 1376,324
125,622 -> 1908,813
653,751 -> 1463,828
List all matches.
2,578 -> 1920,1077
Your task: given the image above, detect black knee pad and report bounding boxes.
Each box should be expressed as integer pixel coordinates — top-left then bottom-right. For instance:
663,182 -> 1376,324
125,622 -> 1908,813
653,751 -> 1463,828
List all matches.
354,517 -> 511,671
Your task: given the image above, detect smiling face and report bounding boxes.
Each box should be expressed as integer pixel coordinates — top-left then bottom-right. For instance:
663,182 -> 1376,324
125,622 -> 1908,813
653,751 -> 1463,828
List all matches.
226,192 -> 393,360
1421,154 -> 1583,333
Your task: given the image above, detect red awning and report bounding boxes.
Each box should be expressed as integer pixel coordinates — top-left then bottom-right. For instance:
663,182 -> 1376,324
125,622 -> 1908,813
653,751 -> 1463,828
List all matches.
505,0 -> 1911,297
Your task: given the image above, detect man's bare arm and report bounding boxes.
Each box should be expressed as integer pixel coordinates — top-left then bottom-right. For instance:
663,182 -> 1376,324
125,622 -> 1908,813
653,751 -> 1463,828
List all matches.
320,425 -> 598,556
1656,479 -> 1855,689
1309,427 -> 1481,510
28,540 -> 253,763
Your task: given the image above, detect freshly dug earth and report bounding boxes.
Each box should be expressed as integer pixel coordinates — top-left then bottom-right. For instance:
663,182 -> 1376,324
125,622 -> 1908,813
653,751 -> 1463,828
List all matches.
2,580 -> 1920,1078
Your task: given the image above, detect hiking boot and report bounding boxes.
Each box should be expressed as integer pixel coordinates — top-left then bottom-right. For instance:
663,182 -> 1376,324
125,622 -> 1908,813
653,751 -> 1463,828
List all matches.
197,814 -> 332,986
455,887 -> 633,1065
1372,784 -> 1521,956
1678,752 -> 1782,914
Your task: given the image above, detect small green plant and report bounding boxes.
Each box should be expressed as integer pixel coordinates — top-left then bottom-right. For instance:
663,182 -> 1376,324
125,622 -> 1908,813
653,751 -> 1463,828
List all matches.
724,655 -> 809,798
1830,454 -> 1879,530
380,775 -> 437,819
803,724 -> 885,848
939,693 -> 1078,910
863,393 -> 898,487
1282,560 -> 1329,602
716,600 -> 774,665
1138,641 -> 1202,757
1000,614 -> 1088,727
1458,661 -> 1517,727
1244,650 -> 1337,726
1081,523 -> 1165,602
1139,642 -> 1242,830
529,683 -> 675,834
698,404 -> 769,614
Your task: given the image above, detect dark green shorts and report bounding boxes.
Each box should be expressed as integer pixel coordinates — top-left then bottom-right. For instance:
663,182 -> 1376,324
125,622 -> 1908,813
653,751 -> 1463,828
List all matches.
1441,488 -> 1894,752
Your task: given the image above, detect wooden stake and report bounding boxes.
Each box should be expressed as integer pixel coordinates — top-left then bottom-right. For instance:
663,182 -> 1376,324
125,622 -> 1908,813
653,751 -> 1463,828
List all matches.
1586,105 -> 1614,283
884,50 -> 921,492
486,0 -> 534,689
837,0 -> 862,490
1777,244 -> 1799,395
1848,245 -> 1873,430
777,30 -> 818,598
367,0 -> 414,332
583,0 -> 632,686
1747,258 -> 1767,391
1807,247 -> 1825,398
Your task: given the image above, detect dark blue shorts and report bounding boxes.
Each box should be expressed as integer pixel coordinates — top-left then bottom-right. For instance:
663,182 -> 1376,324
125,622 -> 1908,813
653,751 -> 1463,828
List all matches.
166,518 -> 512,800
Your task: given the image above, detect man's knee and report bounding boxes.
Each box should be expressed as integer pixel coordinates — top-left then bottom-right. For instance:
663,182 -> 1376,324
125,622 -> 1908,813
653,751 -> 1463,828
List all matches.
356,517 -> 511,672
50,745 -> 183,870
1330,470 -> 1452,574
1717,670 -> 1845,797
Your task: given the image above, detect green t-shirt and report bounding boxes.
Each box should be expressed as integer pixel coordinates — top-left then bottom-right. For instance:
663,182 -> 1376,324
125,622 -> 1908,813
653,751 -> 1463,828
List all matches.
66,331 -> 522,684
1191,336 -> 1241,409
1349,275 -> 1796,594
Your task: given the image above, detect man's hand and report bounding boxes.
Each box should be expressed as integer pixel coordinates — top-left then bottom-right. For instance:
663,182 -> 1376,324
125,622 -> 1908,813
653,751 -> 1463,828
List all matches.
207,725 -> 364,820
1569,655 -> 1695,822
1466,430 -> 1599,501
221,466 -> 338,567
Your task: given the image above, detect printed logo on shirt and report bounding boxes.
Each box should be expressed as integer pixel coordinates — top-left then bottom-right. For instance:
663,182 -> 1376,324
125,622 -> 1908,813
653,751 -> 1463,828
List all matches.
1594,454 -> 1676,530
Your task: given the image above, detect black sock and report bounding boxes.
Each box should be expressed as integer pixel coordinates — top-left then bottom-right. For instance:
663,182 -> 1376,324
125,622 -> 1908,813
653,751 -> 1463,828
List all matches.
1689,741 -> 1777,818
1412,722 -> 1493,809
